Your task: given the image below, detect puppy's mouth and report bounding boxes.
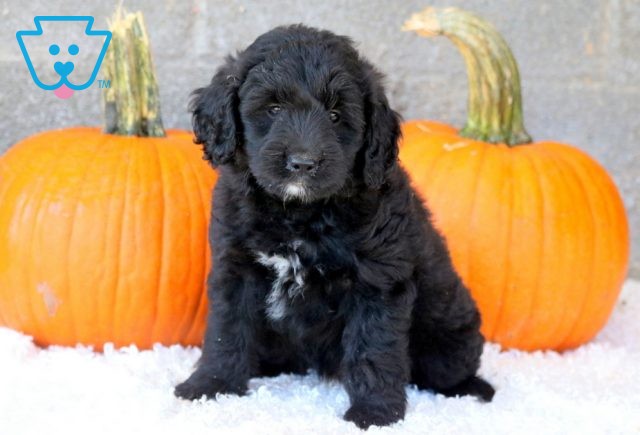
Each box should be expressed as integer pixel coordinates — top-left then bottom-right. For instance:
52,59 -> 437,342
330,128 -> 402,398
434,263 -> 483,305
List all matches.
281,182 -> 310,203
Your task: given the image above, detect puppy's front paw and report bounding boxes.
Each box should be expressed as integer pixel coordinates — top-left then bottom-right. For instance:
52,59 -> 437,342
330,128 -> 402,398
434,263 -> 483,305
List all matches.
174,371 -> 246,401
344,401 -> 405,430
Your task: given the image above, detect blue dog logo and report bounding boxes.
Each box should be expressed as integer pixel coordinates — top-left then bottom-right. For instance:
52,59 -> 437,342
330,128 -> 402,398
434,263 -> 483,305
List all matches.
16,16 -> 111,99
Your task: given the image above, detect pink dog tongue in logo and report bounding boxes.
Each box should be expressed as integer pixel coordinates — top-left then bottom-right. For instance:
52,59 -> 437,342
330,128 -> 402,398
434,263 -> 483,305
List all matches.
54,84 -> 74,99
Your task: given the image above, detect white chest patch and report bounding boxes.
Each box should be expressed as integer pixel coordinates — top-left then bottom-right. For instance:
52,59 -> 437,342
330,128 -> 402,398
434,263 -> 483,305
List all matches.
256,249 -> 306,320
283,183 -> 308,202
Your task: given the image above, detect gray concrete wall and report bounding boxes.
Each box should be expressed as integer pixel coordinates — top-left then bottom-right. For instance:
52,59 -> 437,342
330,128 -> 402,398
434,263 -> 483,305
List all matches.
1,0 -> 638,277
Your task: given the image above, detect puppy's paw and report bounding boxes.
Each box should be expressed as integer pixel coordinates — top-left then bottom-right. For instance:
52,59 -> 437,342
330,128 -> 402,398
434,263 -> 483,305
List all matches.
344,401 -> 405,430
439,375 -> 495,402
174,371 -> 246,401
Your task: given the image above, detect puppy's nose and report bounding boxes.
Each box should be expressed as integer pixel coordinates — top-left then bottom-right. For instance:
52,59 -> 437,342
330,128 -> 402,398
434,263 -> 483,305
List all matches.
286,155 -> 318,174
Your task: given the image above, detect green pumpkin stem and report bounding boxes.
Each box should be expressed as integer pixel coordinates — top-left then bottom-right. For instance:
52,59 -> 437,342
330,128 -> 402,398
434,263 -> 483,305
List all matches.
102,9 -> 165,137
403,7 -> 532,145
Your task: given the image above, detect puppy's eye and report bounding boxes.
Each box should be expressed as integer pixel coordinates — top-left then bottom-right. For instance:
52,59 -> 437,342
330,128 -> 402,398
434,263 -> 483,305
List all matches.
329,110 -> 340,123
267,105 -> 282,116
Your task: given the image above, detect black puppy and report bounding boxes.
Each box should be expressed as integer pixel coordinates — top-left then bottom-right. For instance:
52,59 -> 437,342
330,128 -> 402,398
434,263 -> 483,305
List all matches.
175,25 -> 494,429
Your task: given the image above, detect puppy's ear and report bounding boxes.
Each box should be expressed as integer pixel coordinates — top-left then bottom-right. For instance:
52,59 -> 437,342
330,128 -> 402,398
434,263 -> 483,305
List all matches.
362,68 -> 401,189
190,56 -> 243,166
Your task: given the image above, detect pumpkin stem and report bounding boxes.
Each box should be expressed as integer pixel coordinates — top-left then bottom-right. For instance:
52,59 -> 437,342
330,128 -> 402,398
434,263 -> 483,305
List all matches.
102,8 -> 165,137
403,7 -> 532,146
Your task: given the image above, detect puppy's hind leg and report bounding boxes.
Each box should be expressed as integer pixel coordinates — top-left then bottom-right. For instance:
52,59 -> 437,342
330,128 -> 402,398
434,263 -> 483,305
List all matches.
436,374 -> 495,402
409,258 -> 495,402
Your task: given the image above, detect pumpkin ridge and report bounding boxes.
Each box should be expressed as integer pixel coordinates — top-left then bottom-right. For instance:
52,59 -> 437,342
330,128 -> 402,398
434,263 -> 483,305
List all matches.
24,177 -> 44,341
493,148 -> 543,347
98,137 -> 128,345
111,141 -> 134,347
172,146 -> 205,344
128,141 -> 147,346
100,136 -> 131,347
533,144 -> 588,348
17,153 -> 43,340
158,143 -> 193,344
572,148 -> 629,345
552,149 -> 597,349
487,148 -> 514,341
521,148 -> 548,349
168,148 -> 191,344
181,147 -> 212,344
486,146 -> 517,341
147,140 -> 166,346
464,143 -> 489,320
551,148 -> 605,349
180,151 -> 208,346
65,135 -> 110,345
527,147 -> 570,348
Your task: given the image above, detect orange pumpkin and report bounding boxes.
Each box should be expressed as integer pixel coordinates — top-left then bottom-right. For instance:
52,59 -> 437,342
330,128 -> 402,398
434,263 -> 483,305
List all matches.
401,8 -> 629,351
0,11 -> 216,349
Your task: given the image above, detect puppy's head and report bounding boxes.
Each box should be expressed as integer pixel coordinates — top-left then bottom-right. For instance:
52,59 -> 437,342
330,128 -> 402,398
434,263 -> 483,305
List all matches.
191,25 -> 400,202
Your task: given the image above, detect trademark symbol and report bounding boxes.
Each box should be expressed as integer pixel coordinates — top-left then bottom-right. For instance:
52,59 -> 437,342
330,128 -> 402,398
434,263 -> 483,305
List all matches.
98,79 -> 111,88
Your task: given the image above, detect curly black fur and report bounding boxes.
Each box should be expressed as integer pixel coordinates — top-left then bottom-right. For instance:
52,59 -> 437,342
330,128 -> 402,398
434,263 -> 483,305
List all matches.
175,25 -> 494,429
